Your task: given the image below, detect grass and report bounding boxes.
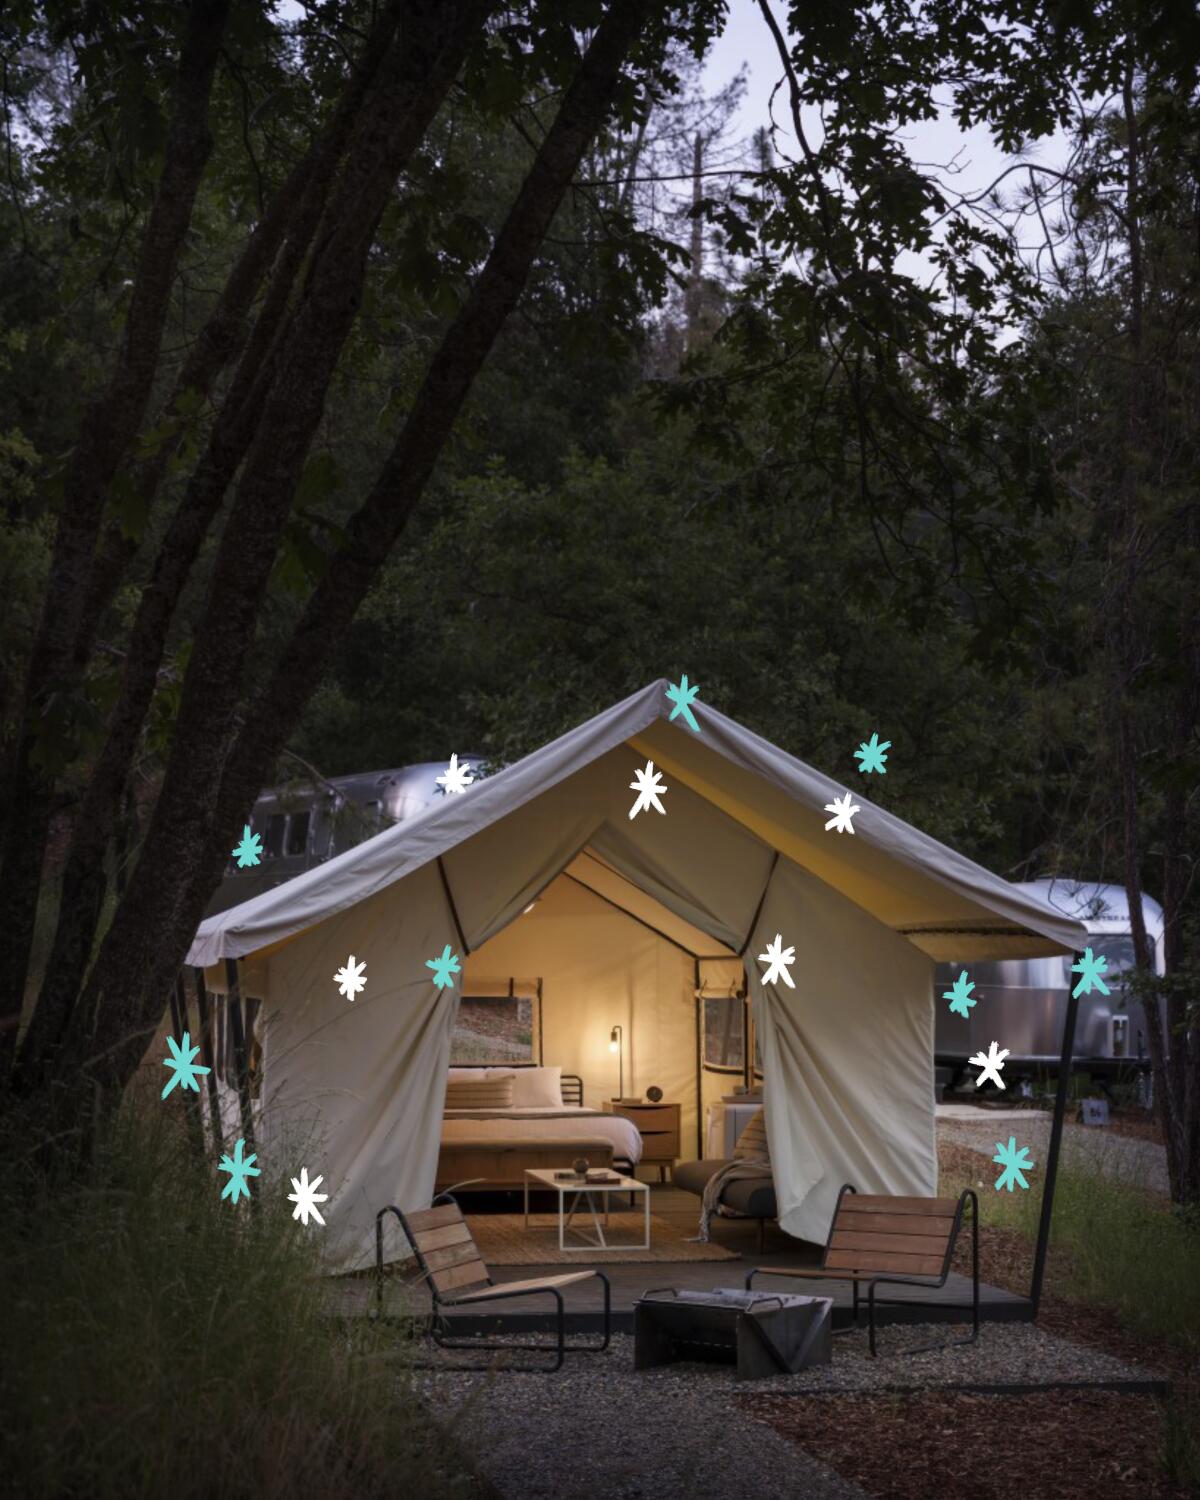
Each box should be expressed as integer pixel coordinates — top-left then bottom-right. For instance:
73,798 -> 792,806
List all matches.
987,1152 -> 1200,1351
942,1129 -> 1200,1491
0,1103 -> 479,1500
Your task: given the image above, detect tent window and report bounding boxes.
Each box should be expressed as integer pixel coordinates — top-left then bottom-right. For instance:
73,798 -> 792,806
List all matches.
210,995 -> 264,1099
451,994 -> 535,1065
703,996 -> 744,1073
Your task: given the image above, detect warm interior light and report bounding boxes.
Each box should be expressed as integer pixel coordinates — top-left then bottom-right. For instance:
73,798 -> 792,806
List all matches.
609,1031 -> 619,1053
522,901 -> 537,915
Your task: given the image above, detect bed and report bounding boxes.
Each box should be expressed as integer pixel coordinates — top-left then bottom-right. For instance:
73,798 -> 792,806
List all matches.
436,1068 -> 644,1191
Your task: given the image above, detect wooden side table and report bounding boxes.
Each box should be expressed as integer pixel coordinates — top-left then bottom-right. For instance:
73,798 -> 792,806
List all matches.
604,1100 -> 681,1182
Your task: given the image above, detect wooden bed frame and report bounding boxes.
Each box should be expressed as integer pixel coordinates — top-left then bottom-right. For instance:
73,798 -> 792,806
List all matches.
436,1073 -> 622,1191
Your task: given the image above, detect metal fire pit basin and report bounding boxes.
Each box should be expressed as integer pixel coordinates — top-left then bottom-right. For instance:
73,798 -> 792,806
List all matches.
634,1287 -> 833,1381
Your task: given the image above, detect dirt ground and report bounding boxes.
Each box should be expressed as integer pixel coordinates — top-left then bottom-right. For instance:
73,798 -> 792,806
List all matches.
740,1389 -> 1192,1500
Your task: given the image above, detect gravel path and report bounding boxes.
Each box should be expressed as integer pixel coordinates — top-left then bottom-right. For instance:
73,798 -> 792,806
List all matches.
939,1118 -> 1170,1195
419,1324 -> 1163,1500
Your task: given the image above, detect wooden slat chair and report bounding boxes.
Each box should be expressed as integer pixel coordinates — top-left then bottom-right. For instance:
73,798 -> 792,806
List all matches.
376,1193 -> 611,1372
745,1184 -> 979,1356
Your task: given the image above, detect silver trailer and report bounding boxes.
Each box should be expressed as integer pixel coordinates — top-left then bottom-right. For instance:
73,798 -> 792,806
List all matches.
935,878 -> 1166,1081
206,759 -> 487,917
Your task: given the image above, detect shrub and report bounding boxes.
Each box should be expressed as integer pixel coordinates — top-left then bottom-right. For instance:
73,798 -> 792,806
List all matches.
0,1105 -> 476,1500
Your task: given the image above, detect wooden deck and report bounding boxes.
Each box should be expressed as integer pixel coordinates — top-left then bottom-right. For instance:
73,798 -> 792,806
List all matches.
342,1185 -> 1030,1335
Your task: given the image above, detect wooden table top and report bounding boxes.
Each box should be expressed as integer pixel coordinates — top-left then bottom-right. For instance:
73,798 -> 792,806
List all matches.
524,1167 -> 647,1195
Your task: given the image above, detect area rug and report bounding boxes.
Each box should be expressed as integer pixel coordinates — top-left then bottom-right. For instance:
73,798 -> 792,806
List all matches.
467,1211 -> 739,1264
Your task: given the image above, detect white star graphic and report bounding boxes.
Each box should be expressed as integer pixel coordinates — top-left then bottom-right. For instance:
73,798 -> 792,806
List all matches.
287,1167 -> 328,1227
757,933 -> 796,989
969,1040 -> 1010,1090
436,754 -> 475,795
823,791 -> 861,834
334,954 -> 367,1000
628,759 -> 668,819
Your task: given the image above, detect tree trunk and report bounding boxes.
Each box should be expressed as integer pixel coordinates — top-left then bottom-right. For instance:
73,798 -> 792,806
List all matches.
13,1 -> 406,1093
60,0 -> 651,1109
0,0 -> 232,1080
56,0 -> 492,1109
1111,60 -> 1196,1207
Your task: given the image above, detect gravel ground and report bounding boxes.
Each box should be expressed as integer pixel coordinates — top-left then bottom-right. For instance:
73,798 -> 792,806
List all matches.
417,1324 -> 1164,1500
939,1117 -> 1170,1195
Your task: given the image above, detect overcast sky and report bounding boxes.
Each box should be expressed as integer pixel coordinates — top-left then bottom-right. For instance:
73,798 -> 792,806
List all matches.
702,1 -> 1071,293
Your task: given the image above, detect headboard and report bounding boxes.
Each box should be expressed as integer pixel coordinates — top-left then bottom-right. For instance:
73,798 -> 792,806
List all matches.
560,1073 -> 583,1107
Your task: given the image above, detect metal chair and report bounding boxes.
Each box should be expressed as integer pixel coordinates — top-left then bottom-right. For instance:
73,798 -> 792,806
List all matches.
745,1184 -> 979,1355
375,1191 -> 611,1372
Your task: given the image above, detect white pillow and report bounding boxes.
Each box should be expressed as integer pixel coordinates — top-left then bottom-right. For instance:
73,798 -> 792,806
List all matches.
447,1067 -> 487,1081
488,1065 -> 561,1108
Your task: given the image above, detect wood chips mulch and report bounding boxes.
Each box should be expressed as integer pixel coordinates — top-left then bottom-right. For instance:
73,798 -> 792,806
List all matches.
732,1131 -> 1194,1499
937,1138 -> 1195,1382
739,1389 -> 1192,1500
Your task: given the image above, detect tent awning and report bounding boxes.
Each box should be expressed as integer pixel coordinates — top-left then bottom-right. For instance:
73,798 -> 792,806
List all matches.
188,680 -> 1087,967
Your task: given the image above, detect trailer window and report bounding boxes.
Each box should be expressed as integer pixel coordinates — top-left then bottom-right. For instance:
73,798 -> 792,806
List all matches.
263,813 -> 286,858
285,811 -> 310,857
1089,935 -> 1138,977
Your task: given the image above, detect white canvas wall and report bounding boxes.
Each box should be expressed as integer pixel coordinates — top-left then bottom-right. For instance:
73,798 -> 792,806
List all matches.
465,876 -> 698,1147
748,856 -> 938,1244
182,684 -> 1085,1273
258,861 -> 459,1270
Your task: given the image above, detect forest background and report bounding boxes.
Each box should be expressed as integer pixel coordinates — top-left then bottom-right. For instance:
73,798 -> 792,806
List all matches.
0,0 -> 1196,1206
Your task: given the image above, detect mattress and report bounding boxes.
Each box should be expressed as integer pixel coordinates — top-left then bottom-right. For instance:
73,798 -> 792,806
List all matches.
440,1106 -> 643,1162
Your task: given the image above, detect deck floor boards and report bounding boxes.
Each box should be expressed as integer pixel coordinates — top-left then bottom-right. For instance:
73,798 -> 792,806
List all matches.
345,1186 -> 1029,1332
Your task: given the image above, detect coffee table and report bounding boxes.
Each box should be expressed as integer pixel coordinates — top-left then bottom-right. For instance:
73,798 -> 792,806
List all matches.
523,1167 -> 651,1251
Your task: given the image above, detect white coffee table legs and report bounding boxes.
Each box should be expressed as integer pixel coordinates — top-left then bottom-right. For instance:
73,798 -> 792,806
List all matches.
558,1185 -> 649,1250
522,1170 -> 651,1251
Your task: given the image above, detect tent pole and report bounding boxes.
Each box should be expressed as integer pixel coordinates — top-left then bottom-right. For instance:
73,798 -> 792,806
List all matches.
224,958 -> 257,1157
694,959 -> 703,1158
436,857 -> 470,956
193,967 -> 222,1147
563,872 -> 699,958
1029,955 -> 1081,1312
169,972 -> 204,1154
737,851 -> 779,960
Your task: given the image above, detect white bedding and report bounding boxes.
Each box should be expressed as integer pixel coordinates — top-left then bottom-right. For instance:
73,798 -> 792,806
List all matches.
440,1106 -> 643,1163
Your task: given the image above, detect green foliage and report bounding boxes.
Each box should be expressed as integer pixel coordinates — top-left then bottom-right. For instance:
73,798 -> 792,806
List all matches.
985,1153 -> 1200,1353
0,1106 -> 474,1500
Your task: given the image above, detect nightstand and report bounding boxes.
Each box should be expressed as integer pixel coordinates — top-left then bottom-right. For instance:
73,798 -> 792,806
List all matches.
604,1100 -> 681,1182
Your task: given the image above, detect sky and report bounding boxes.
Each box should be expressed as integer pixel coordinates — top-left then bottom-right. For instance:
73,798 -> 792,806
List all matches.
701,0 -> 1071,295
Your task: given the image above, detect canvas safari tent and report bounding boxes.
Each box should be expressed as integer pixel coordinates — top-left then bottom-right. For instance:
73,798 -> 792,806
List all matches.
187,680 -> 1087,1272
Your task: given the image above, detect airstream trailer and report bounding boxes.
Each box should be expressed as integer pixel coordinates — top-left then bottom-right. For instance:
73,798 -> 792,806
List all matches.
206,759 -> 487,917
935,878 -> 1166,1085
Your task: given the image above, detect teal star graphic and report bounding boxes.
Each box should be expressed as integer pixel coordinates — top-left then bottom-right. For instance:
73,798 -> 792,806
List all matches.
665,675 -> 701,733
161,1031 -> 211,1099
943,970 -> 977,1018
992,1136 -> 1035,1192
854,732 -> 891,775
425,944 -> 462,991
218,1137 -> 260,1204
1070,947 -> 1111,998
231,824 -> 263,868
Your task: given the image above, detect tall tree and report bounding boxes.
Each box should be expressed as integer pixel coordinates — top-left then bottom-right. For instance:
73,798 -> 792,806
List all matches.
2,0 -> 721,1121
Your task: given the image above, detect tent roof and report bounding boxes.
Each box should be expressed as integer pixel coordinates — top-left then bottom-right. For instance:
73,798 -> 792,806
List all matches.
188,680 -> 1087,967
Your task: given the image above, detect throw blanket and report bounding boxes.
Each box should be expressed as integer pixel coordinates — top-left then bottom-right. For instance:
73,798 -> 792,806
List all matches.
695,1161 -> 773,1241
694,1107 -> 772,1243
